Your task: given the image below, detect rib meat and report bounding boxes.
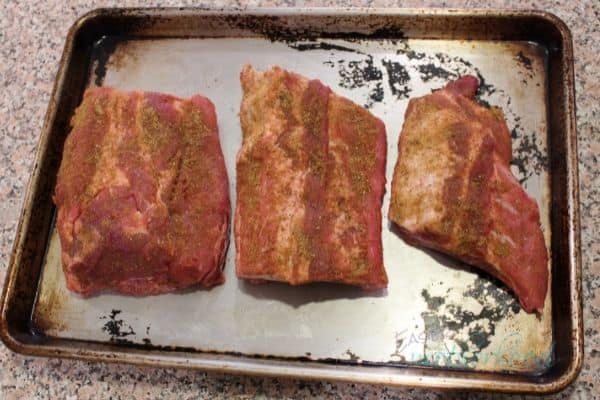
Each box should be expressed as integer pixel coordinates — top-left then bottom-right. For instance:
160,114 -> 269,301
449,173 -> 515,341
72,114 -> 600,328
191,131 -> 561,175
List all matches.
236,65 -> 388,289
389,76 -> 548,312
54,87 -> 230,296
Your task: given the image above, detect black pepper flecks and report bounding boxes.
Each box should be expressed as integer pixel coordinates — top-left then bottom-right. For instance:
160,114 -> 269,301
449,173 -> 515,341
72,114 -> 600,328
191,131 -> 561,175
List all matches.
381,59 -> 412,99
100,309 -> 136,343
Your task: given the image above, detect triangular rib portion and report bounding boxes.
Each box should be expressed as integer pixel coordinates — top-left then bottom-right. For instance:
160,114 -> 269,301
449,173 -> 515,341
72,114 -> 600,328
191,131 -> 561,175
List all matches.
389,76 -> 548,312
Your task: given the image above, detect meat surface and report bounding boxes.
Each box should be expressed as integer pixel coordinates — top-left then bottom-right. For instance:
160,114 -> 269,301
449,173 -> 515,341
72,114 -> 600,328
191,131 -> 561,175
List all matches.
389,76 -> 548,313
235,65 -> 388,289
54,87 -> 230,296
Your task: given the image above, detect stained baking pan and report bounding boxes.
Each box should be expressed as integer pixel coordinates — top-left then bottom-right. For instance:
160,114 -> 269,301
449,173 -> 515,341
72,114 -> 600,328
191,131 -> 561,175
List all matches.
0,8 -> 581,393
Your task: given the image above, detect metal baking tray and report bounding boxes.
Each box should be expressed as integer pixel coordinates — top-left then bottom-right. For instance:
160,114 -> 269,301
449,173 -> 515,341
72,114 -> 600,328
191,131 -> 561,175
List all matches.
0,8 -> 581,393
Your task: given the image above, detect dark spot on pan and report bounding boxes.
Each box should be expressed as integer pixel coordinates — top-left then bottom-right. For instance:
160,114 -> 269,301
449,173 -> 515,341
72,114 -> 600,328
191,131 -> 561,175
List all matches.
220,15 -> 318,43
90,35 -> 124,86
333,56 -> 385,108
337,56 -> 382,88
100,309 -> 135,342
289,41 -> 362,54
367,82 -> 384,108
515,51 -> 533,71
219,15 -> 405,45
469,324 -> 491,349
419,277 -> 522,368
418,63 -> 457,82
142,325 -> 152,346
344,349 -> 360,361
381,59 -> 411,99
389,332 -> 407,362
474,71 -> 497,101
421,289 -> 445,310
403,48 -> 427,60
434,52 -> 474,68
510,129 -> 549,184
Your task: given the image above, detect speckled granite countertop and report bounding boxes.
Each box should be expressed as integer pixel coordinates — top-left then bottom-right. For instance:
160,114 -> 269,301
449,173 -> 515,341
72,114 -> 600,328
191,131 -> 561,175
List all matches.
1,1 -> 598,398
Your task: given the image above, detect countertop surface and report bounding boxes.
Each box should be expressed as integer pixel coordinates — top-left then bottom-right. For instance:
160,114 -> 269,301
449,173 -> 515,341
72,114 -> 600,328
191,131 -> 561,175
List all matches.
0,1 -> 598,399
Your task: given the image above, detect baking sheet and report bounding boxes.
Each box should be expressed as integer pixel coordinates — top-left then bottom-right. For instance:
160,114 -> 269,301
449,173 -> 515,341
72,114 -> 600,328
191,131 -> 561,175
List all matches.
33,35 -> 553,373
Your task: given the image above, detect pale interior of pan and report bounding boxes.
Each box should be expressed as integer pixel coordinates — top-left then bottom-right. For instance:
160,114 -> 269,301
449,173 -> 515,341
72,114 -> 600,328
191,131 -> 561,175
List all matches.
34,36 -> 552,373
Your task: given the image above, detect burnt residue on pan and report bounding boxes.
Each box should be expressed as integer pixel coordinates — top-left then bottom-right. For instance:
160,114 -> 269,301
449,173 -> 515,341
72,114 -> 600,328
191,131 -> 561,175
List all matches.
220,13 -> 407,44
99,310 -> 154,346
322,55 -> 385,109
289,41 -> 363,54
381,59 -> 411,99
100,309 -> 136,343
89,36 -> 143,87
344,349 -> 360,361
515,51 -> 533,71
511,128 -> 550,184
418,276 -> 522,369
89,36 -> 123,86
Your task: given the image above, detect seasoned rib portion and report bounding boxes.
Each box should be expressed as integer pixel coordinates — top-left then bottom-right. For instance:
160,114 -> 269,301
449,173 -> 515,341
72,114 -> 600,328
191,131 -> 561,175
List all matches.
54,87 -> 230,296
389,76 -> 548,313
236,65 -> 388,289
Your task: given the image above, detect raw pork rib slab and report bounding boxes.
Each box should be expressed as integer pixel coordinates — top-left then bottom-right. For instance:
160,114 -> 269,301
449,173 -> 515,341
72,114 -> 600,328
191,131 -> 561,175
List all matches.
389,76 -> 548,313
54,87 -> 230,296
236,65 -> 388,289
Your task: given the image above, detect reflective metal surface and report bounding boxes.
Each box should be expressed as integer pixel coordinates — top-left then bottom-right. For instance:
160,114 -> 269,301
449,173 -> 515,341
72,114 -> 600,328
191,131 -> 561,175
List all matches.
0,8 -> 581,393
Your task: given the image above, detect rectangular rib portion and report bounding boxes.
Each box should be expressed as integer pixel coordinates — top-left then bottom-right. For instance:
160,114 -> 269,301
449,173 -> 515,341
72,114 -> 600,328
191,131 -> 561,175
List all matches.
236,65 -> 388,289
54,87 -> 230,296
389,76 -> 548,312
